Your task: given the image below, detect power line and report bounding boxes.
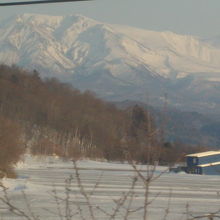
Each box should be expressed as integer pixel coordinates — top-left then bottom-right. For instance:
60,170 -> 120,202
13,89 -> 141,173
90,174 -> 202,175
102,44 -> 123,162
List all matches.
0,0 -> 91,6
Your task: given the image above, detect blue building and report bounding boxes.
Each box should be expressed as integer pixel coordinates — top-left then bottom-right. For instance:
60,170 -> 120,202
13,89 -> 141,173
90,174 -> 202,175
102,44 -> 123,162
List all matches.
186,151 -> 220,175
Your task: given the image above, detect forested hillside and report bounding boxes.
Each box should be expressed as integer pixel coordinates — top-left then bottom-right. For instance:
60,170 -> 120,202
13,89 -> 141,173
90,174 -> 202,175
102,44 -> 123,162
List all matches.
0,65 -> 205,176
115,100 -> 220,147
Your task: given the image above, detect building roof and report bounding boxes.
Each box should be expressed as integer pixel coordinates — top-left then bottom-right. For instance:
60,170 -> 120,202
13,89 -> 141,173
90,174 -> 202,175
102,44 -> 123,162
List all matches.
198,161 -> 220,167
186,151 -> 220,158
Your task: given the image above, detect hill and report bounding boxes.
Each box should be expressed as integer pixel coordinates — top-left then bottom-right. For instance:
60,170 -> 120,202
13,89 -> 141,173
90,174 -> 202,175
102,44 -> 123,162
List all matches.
114,100 -> 220,147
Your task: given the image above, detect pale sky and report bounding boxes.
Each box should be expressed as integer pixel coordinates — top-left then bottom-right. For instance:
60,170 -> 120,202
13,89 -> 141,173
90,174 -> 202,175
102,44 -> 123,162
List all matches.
0,0 -> 220,38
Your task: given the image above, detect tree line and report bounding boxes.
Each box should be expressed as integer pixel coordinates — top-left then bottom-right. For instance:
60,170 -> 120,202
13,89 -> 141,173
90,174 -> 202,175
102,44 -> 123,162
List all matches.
0,65 -> 206,176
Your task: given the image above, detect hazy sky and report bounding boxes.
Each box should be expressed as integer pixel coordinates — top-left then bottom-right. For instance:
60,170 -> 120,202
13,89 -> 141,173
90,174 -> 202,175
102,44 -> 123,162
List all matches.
0,0 -> 220,38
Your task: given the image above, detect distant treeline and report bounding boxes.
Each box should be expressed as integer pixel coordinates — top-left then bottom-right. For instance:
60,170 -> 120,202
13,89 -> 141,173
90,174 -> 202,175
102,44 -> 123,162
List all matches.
0,65 -> 207,177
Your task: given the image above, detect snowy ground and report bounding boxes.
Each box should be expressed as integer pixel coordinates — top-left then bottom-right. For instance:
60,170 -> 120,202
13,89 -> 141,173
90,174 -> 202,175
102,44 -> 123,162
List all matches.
0,155 -> 220,220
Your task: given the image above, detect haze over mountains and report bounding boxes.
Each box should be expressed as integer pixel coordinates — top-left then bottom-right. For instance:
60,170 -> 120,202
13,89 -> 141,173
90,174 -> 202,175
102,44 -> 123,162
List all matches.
0,13 -> 220,114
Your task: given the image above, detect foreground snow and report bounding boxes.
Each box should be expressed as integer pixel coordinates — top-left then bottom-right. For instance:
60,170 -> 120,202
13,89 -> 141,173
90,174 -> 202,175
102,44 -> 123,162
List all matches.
1,155 -> 220,220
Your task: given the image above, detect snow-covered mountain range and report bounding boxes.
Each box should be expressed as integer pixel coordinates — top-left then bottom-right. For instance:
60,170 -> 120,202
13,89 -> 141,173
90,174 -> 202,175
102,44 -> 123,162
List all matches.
0,14 -> 220,113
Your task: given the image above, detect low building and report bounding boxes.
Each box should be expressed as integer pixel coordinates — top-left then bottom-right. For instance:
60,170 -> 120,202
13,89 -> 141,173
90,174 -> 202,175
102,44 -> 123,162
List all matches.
185,151 -> 220,175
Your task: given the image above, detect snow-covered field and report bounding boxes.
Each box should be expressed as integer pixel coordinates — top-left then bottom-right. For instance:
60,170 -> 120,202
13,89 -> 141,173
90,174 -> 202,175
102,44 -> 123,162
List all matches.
1,155 -> 220,220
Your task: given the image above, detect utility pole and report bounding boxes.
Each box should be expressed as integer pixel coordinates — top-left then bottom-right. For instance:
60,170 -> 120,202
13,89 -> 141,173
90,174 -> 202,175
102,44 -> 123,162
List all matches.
0,0 -> 91,6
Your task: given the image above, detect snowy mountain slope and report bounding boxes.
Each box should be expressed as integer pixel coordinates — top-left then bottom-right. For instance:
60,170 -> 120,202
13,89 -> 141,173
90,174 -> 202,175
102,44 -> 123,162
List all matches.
0,13 -> 220,113
111,25 -> 220,79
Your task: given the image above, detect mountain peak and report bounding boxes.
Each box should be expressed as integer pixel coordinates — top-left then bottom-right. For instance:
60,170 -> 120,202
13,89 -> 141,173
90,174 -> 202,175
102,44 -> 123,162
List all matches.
13,13 -> 97,25
1,13 -> 220,77
14,13 -> 63,26
0,14 -> 220,113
